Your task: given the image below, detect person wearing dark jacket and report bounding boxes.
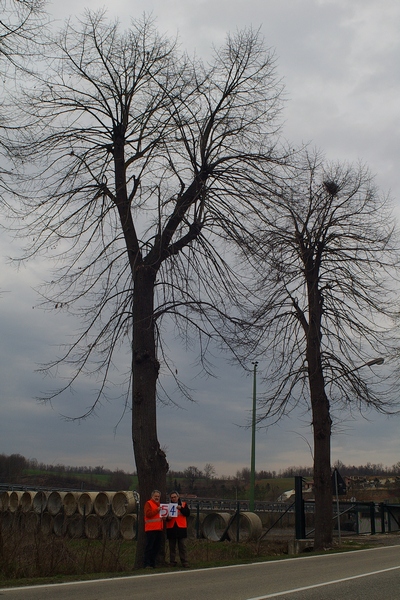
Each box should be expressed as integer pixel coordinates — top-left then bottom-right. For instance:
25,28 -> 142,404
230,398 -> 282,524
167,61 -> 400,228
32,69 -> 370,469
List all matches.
166,491 -> 190,568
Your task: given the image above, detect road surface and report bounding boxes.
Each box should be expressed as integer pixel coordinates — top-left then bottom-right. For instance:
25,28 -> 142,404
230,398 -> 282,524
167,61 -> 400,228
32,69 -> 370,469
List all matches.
1,544 -> 400,599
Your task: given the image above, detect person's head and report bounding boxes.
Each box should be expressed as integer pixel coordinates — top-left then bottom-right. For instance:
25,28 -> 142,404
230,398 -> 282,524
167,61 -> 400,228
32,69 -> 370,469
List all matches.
169,491 -> 180,503
151,490 -> 161,503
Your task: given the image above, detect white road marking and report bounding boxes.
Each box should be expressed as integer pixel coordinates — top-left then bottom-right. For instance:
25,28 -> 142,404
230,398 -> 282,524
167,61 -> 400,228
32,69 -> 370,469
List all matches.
246,564 -> 400,599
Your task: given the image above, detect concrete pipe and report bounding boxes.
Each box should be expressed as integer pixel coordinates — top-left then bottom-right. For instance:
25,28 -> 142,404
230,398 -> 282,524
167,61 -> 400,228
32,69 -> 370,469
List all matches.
47,491 -> 67,516
94,491 -> 115,517
120,514 -> 137,540
187,512 -> 206,538
9,491 -> 23,513
0,511 -> 14,532
53,514 -> 67,537
84,514 -> 102,539
63,492 -> 79,516
67,514 -> 84,538
202,512 -> 231,542
33,491 -> 48,514
102,515 -> 120,540
23,511 -> 39,534
112,491 -> 137,518
40,512 -> 53,536
21,491 -> 37,513
77,492 -> 97,516
227,512 -> 263,542
0,491 -> 9,512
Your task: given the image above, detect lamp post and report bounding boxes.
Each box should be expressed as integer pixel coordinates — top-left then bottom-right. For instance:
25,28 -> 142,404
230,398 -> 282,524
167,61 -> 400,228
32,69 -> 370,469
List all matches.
330,356 -> 384,543
249,361 -> 258,512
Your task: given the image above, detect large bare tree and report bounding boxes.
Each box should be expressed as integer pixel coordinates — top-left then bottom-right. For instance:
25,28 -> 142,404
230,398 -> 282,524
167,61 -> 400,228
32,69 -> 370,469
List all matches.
5,12 -> 286,564
0,0 -> 45,66
238,151 -> 400,549
0,0 -> 47,203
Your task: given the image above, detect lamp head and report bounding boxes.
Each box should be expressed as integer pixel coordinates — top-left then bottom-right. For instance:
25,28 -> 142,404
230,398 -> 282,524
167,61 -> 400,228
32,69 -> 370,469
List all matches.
366,357 -> 384,366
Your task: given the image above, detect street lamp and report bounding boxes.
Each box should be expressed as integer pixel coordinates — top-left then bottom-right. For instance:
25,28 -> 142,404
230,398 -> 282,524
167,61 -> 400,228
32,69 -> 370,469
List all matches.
364,357 -> 384,367
327,357 -> 384,383
249,361 -> 258,512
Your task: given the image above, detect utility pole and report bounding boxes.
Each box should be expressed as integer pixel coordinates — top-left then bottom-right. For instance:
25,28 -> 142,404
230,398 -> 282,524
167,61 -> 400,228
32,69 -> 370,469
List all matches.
249,361 -> 258,512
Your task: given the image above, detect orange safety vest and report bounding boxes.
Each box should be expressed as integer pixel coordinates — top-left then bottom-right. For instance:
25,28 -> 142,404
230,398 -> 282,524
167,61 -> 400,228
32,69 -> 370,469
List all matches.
144,498 -> 163,532
166,502 -> 188,529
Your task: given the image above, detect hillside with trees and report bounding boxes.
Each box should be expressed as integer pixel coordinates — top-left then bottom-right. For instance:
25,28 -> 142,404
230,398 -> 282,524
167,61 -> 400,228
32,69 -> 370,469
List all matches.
2,454 -> 400,503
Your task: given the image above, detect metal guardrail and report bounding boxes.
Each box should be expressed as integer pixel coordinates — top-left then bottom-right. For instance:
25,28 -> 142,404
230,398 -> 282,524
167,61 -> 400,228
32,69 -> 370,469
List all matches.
0,482 -> 87,493
184,498 -> 300,513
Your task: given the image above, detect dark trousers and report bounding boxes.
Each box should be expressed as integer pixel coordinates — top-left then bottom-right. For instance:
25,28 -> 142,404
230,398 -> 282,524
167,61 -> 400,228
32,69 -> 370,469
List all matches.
168,536 -> 188,566
144,530 -> 163,567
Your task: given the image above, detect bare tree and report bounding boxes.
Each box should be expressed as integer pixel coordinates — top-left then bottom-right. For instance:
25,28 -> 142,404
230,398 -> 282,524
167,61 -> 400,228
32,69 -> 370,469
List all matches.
203,463 -> 216,480
5,12 -> 285,564
183,466 -> 203,492
240,150 -> 400,549
0,0 -> 47,204
0,0 -> 46,68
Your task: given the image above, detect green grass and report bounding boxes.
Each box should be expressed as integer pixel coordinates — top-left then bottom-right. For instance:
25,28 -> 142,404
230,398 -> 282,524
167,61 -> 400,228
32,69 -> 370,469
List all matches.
0,530 -> 289,588
21,469 -> 139,490
24,469 -> 109,485
0,526 -> 395,589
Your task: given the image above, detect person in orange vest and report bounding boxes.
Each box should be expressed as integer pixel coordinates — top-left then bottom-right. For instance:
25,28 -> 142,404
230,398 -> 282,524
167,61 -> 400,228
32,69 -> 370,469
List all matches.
143,489 -> 165,568
166,490 -> 190,568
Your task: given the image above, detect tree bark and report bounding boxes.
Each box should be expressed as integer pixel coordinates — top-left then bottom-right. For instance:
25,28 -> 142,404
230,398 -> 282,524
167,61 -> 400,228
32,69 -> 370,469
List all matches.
311,391 -> 332,549
132,263 -> 168,568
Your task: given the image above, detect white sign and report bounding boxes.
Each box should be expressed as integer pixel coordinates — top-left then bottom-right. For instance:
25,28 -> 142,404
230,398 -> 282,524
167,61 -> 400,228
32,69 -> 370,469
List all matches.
159,503 -> 179,518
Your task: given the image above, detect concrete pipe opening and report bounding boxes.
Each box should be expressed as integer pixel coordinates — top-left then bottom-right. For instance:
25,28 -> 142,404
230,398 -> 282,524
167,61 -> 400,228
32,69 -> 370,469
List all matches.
23,511 -> 39,534
40,512 -> 53,535
0,491 -> 10,512
202,512 -> 231,541
227,512 -> 263,542
94,492 -> 114,517
187,512 -> 206,538
33,491 -> 48,514
20,491 -> 36,513
9,491 -> 23,513
47,491 -> 67,516
85,514 -> 102,539
0,511 -> 14,532
53,514 -> 67,537
112,491 -> 137,518
67,515 -> 84,539
120,514 -> 137,540
102,515 -> 120,540
63,492 -> 79,516
77,492 -> 97,516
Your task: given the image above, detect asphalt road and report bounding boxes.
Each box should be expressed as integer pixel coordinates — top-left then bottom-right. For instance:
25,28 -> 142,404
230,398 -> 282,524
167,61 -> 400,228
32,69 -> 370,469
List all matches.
1,544 -> 400,599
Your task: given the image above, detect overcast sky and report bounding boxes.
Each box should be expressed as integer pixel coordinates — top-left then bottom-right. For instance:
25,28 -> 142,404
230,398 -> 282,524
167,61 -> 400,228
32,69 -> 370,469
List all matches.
1,0 -> 400,478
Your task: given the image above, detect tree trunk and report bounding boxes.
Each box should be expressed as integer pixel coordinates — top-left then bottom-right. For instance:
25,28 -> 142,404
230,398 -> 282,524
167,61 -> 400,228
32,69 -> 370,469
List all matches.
132,264 -> 168,568
312,391 -> 333,549
307,269 -> 333,550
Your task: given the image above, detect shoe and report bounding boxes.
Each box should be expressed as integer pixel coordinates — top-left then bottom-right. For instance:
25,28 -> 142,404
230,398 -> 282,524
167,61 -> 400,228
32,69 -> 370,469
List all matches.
170,562 -> 177,567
